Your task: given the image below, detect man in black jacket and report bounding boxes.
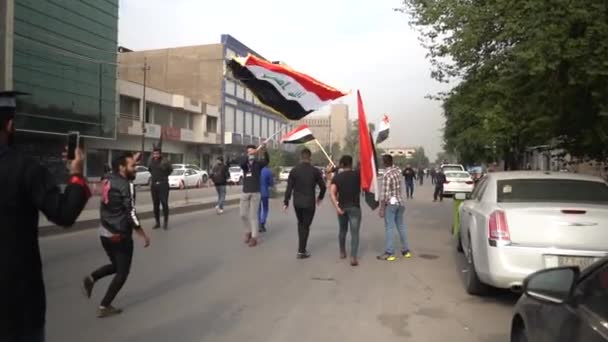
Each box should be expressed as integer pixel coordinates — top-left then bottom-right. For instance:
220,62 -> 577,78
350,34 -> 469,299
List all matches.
148,146 -> 172,229
82,152 -> 150,318
240,144 -> 269,247
211,156 -> 230,214
283,148 -> 326,259
0,91 -> 90,342
434,169 -> 447,202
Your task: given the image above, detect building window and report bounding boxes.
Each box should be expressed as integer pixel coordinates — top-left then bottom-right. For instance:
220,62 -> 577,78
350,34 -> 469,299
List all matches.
225,105 -> 235,132
86,148 -> 109,178
206,116 -> 218,133
261,117 -> 269,138
252,114 -> 259,137
236,109 -> 244,134
119,95 -> 139,121
151,103 -> 171,126
245,112 -> 253,135
172,110 -> 189,129
236,84 -> 245,99
225,79 -> 236,96
188,113 -> 194,130
245,89 -> 253,102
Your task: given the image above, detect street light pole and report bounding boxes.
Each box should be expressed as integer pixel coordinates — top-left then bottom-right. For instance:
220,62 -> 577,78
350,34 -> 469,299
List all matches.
140,58 -> 150,156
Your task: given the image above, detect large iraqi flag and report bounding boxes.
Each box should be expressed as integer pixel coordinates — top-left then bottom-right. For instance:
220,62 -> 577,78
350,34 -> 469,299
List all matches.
227,55 -> 347,120
357,91 -> 379,210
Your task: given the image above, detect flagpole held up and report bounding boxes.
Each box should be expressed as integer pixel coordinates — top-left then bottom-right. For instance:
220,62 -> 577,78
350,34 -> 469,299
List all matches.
313,139 -> 336,167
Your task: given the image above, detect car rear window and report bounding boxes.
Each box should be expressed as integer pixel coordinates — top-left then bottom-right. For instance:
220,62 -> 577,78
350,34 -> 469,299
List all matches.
171,170 -> 185,176
229,167 -> 241,172
445,172 -> 470,179
497,179 -> 608,204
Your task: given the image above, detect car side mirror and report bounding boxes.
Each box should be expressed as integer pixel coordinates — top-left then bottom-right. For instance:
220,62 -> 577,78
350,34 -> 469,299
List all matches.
523,267 -> 579,304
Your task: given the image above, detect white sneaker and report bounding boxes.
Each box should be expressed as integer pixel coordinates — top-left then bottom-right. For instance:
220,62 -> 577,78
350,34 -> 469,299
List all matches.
218,209 -> 224,214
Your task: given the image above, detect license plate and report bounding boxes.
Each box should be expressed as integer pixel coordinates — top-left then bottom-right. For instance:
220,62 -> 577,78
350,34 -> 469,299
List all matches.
544,255 -> 601,270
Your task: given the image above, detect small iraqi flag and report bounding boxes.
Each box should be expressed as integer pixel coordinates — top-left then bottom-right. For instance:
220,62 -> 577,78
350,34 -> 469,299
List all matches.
227,54 -> 347,121
376,114 -> 390,144
281,124 -> 315,144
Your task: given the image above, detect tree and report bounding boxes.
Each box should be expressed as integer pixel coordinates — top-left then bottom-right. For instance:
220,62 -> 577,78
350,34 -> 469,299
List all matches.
410,147 -> 430,168
399,0 -> 608,165
342,120 -> 376,163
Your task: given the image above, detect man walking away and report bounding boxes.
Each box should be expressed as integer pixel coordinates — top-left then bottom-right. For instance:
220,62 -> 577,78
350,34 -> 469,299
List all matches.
240,144 -> 269,247
402,164 -> 416,199
259,165 -> 274,233
329,155 -> 361,266
377,154 -> 411,261
211,156 -> 230,214
430,168 -> 437,185
82,152 -> 150,318
0,91 -> 90,342
148,146 -> 172,229
434,169 -> 447,202
418,167 -> 425,186
284,148 -> 326,259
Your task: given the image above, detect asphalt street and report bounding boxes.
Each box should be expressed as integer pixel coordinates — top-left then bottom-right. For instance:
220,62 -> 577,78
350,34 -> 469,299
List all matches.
41,181 -> 518,342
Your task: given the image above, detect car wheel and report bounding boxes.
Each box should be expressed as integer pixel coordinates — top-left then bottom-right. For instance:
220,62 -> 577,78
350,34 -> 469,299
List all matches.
202,174 -> 208,184
465,234 -> 489,295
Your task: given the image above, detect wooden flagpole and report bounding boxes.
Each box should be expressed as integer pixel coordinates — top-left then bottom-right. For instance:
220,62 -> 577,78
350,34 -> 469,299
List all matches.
314,139 -> 336,167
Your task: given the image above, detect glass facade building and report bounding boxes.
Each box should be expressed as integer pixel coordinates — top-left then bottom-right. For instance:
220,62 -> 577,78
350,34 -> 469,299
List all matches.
10,0 -> 118,138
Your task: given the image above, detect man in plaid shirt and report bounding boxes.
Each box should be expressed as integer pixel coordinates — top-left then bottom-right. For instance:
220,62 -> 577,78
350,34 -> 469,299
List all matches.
377,154 -> 411,261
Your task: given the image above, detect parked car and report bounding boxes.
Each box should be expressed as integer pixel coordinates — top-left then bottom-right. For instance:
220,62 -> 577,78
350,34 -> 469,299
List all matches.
458,171 -> 608,295
511,257 -> 608,342
443,170 -> 475,196
229,166 -> 244,185
168,168 -> 203,189
172,164 -> 209,183
133,166 -> 151,186
279,167 -> 293,182
441,163 -> 466,172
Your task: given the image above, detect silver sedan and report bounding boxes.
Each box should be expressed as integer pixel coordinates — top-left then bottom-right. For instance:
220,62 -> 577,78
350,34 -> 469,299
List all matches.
458,171 -> 608,295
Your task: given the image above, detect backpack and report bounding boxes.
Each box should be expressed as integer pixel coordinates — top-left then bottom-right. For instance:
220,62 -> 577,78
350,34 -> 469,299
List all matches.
211,164 -> 227,184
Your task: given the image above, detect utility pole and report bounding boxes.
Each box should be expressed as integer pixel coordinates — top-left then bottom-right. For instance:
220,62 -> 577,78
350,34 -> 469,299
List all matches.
140,58 -> 150,156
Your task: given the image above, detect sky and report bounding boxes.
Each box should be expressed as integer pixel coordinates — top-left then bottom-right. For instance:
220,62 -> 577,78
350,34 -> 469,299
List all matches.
118,0 -> 451,159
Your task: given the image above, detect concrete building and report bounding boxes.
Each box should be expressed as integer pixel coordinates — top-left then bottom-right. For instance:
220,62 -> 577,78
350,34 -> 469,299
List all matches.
85,80 -> 220,177
385,147 -> 417,159
117,34 -> 293,158
1,0 -> 119,179
298,104 -> 350,151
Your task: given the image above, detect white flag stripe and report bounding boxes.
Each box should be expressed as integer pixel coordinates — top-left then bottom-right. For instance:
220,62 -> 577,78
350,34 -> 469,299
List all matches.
246,65 -> 333,112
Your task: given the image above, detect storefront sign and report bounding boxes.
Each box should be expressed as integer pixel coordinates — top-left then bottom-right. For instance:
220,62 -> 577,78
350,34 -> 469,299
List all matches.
144,123 -> 161,138
162,126 -> 181,141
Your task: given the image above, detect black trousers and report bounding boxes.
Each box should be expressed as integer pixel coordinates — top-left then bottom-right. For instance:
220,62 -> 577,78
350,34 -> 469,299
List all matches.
434,185 -> 444,201
151,182 -> 169,224
91,237 -> 134,307
294,207 -> 316,253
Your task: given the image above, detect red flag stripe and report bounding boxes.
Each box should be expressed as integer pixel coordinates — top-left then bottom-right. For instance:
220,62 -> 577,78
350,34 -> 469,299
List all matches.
243,55 -> 347,102
357,90 -> 376,193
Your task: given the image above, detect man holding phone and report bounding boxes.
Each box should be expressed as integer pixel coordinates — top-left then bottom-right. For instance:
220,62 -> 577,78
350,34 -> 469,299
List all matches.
0,91 -> 91,342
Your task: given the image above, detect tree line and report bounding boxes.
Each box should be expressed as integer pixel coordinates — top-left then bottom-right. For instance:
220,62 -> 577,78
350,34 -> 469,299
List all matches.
398,0 -> 608,168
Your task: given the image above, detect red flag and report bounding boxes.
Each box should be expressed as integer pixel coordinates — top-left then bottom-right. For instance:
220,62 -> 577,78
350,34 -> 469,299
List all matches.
357,91 -> 379,210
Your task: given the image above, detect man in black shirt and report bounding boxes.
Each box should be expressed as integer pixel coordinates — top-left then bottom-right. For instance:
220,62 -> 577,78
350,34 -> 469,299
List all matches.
284,148 -> 326,259
82,152 -> 150,318
329,155 -> 361,266
148,146 -> 172,229
240,144 -> 270,247
402,164 -> 416,199
434,169 -> 447,202
0,91 -> 90,342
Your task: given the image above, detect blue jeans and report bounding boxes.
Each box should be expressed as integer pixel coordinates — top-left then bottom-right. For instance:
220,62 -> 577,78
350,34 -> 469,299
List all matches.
384,205 -> 408,254
258,196 -> 270,225
338,207 -> 362,257
405,181 -> 414,198
215,185 -> 226,209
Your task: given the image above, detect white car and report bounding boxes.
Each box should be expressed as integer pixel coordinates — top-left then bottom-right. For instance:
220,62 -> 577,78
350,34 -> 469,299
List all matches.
133,166 -> 151,186
168,168 -> 203,189
458,171 -> 608,296
172,164 -> 209,183
279,167 -> 293,182
443,170 -> 475,196
441,163 -> 466,172
229,166 -> 244,185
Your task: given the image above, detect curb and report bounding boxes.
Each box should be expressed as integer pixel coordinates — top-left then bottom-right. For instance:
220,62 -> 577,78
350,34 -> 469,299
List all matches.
39,198 -> 241,237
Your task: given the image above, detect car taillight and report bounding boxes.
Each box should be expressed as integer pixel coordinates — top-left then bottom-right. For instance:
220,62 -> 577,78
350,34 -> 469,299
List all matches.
489,210 -> 511,246
465,181 -> 474,185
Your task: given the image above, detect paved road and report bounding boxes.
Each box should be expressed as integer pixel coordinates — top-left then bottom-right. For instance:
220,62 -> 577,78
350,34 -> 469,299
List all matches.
41,183 -> 517,342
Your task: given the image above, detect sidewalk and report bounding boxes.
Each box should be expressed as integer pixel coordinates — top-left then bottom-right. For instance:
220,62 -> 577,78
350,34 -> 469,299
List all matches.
40,185 -> 286,236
